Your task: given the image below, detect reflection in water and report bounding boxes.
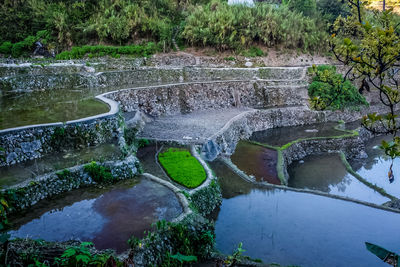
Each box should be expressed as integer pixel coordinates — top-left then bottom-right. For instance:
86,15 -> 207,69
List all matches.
208,160 -> 253,199
250,122 -> 344,147
8,178 -> 182,253
211,160 -> 400,267
351,135 -> 400,196
288,154 -> 389,204
0,142 -> 121,188
0,79 -> 168,130
231,141 -> 280,184
0,89 -> 109,129
136,145 -> 170,181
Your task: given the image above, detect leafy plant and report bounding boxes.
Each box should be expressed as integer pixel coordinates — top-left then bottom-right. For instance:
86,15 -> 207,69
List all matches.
54,242 -> 117,266
169,252 -> 197,265
331,7 -> 400,179
308,65 -> 368,110
84,161 -> 113,183
225,242 -> 246,266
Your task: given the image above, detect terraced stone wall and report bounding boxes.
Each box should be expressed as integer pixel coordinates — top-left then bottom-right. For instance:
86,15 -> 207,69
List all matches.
1,155 -> 139,213
106,80 -> 308,116
0,115 -> 119,167
0,65 -> 305,91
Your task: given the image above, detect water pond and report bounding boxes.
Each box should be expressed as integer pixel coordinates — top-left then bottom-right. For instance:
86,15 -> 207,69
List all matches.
210,160 -> 400,267
0,142 -> 122,188
288,153 -> 390,204
351,135 -> 400,197
230,141 -> 280,184
249,122 -> 345,147
8,177 -> 182,253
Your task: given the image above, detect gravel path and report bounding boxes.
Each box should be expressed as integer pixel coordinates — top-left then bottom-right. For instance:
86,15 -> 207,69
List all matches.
137,108 -> 253,143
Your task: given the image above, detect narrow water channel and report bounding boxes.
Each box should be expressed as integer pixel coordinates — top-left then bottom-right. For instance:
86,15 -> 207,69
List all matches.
210,160 -> 400,267
8,177 -> 182,253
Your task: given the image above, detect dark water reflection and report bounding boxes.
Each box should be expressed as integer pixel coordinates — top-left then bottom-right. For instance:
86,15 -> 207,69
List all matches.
250,122 -> 344,147
288,153 -> 389,204
231,141 -> 280,184
210,161 -> 400,267
8,178 -> 182,253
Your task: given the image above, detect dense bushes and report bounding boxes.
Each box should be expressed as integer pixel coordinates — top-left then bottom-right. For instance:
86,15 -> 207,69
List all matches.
0,30 -> 51,57
308,65 -> 368,110
183,1 -> 328,52
0,0 -> 366,57
55,43 -> 159,59
282,0 -> 317,17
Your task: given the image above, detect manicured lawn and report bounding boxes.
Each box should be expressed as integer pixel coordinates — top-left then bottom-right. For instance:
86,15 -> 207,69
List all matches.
158,148 -> 206,188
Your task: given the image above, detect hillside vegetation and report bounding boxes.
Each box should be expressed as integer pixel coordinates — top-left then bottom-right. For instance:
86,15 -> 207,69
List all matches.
0,0 -> 398,58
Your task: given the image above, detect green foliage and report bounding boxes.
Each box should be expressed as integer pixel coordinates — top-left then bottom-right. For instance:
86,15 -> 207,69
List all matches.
308,65 -> 368,110
381,136 -> 400,160
56,169 -> 72,180
317,0 -> 350,23
225,242 -> 246,266
3,30 -> 52,57
282,0 -> 317,17
224,56 -> 236,61
241,46 -> 264,57
138,139 -> 150,148
332,8 -> 400,171
84,161 -> 113,183
183,1 -> 328,52
158,148 -> 206,188
169,252 -> 197,263
55,43 -> 158,59
0,41 -> 13,54
128,217 -> 214,266
54,242 -> 118,266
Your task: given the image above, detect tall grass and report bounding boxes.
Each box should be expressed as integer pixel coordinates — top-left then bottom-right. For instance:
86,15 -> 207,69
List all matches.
182,1 -> 329,52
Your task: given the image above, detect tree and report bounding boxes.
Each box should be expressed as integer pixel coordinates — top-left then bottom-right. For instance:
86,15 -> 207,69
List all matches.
331,7 -> 400,179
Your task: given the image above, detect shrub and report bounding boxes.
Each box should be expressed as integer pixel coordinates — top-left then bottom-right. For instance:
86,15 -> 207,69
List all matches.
282,0 -> 317,17
0,42 -> 12,54
308,65 -> 369,110
84,161 -> 113,183
158,148 -> 206,188
317,0 -> 349,23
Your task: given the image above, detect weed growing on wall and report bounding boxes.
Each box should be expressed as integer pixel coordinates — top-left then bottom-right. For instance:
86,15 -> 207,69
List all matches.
84,161 -> 113,183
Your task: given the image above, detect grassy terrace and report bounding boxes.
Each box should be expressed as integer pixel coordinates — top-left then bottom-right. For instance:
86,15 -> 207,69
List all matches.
158,148 -> 206,189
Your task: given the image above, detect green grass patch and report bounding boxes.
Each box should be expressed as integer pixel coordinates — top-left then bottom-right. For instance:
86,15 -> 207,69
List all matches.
55,43 -> 159,60
158,148 -> 206,189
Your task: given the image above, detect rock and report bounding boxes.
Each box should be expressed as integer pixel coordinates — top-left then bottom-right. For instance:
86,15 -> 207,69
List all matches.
244,61 -> 253,67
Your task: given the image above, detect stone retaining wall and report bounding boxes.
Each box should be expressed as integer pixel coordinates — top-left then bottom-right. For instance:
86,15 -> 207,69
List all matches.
106,80 -> 308,117
0,115 -> 119,167
2,155 -> 139,213
204,103 -> 392,159
1,66 -> 306,91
